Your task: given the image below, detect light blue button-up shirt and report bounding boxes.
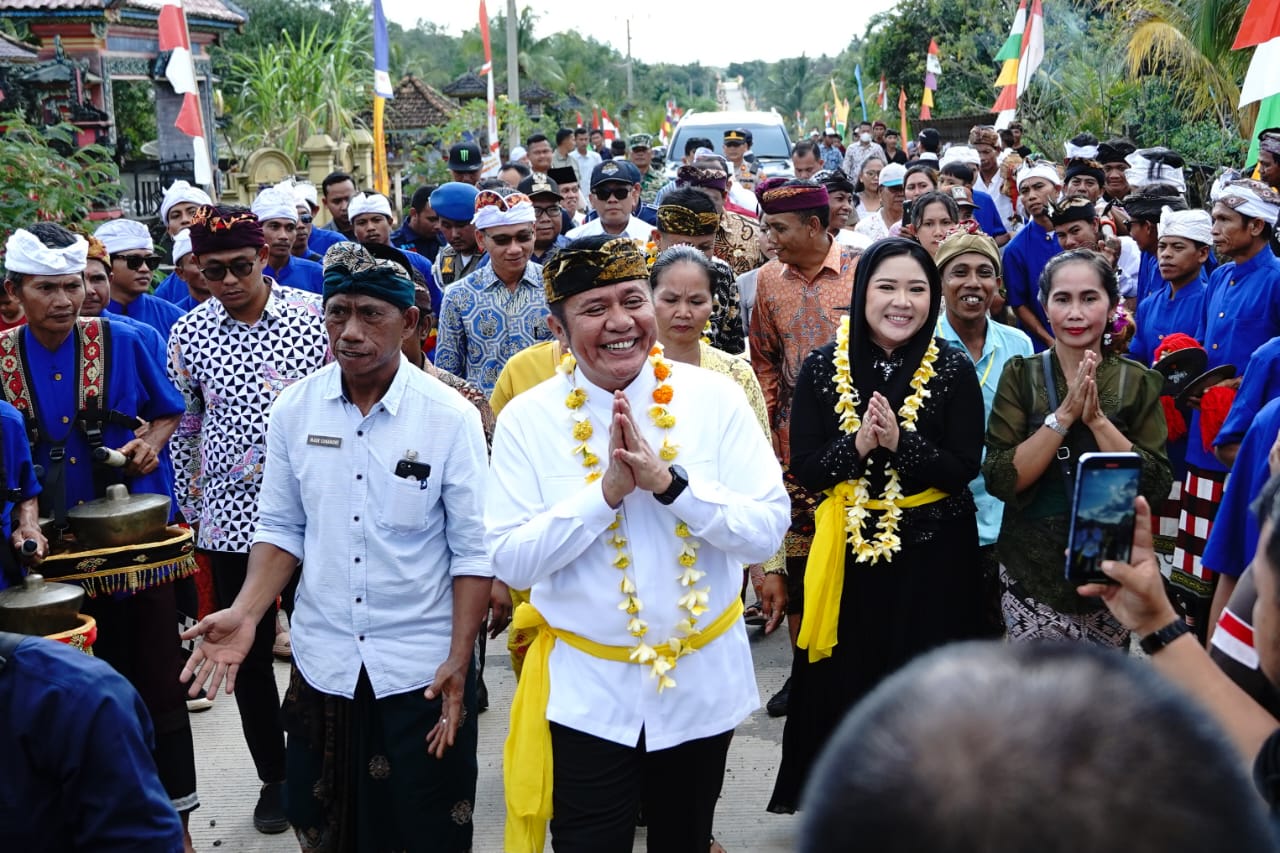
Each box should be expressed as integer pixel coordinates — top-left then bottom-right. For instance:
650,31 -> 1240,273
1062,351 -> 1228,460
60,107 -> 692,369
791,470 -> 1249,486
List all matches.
938,312 -> 1034,546
254,357 -> 490,699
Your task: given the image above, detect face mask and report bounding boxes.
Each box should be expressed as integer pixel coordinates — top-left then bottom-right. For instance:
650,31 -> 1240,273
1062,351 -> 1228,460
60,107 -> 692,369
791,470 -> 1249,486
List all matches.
860,133 -> 872,143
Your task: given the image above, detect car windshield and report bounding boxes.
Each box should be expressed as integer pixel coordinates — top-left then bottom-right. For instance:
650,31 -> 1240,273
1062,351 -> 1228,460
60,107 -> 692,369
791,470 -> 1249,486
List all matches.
671,123 -> 792,161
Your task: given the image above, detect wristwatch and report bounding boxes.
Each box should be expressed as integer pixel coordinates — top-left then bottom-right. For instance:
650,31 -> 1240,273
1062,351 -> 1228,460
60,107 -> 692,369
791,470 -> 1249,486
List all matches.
1044,412 -> 1070,436
1139,618 -> 1193,655
654,464 -> 689,506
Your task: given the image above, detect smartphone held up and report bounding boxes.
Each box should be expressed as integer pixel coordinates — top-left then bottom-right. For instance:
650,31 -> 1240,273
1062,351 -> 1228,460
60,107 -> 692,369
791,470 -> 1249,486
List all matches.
1065,452 -> 1142,584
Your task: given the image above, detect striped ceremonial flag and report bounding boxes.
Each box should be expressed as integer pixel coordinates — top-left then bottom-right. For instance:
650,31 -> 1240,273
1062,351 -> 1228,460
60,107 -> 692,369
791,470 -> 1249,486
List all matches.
371,0 -> 393,195
157,0 -> 212,186
478,0 -> 501,175
877,74 -> 887,110
1016,0 -> 1045,98
921,39 -> 939,120
852,65 -> 867,124
898,87 -> 909,144
1235,0 -> 1280,167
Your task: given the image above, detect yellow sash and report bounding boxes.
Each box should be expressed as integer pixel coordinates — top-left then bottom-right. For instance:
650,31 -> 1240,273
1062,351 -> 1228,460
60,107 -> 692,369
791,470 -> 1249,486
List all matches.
797,483 -> 949,663
503,596 -> 744,853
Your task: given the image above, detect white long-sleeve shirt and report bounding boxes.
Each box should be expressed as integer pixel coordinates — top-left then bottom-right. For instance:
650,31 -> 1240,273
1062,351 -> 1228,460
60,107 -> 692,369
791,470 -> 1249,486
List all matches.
485,361 -> 789,749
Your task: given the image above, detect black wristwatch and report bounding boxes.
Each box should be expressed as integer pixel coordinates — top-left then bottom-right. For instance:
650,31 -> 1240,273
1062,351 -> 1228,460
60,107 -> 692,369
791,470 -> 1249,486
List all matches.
1139,618 -> 1193,656
654,465 -> 689,506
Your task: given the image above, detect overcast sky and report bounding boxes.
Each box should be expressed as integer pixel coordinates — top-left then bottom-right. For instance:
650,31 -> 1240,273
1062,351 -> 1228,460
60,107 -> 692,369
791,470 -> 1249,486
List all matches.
380,1 -> 901,67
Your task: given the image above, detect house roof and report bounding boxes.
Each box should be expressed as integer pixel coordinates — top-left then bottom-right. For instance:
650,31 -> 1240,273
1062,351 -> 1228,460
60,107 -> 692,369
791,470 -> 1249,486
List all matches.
385,75 -> 458,131
2,0 -> 245,25
0,33 -> 39,63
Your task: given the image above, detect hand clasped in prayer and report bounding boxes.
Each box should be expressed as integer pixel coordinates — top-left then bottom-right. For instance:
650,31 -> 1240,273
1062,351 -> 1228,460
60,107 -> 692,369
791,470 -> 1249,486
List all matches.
603,391 -> 673,508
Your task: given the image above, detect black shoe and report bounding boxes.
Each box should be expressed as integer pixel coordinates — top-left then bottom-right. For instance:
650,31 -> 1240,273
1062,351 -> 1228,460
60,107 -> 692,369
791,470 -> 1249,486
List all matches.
766,677 -> 791,717
253,781 -> 290,834
476,675 -> 489,713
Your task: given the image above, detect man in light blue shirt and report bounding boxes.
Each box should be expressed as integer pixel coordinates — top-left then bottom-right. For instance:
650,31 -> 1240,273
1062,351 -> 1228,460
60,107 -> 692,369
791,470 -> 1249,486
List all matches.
181,243 -> 490,851
935,231 -> 1033,633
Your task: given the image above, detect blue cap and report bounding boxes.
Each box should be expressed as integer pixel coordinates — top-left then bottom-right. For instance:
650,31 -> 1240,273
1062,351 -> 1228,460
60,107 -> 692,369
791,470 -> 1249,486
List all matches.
590,159 -> 641,189
429,182 -> 479,223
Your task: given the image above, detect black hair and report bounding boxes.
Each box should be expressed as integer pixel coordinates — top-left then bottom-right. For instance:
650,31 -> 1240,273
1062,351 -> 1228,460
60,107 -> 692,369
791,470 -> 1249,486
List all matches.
1122,183 -> 1187,224
1038,249 -> 1119,307
910,191 -> 960,230
410,185 -> 438,212
853,156 -> 886,194
476,177 -> 508,190
575,126 -> 588,135
555,128 -> 574,146
525,132 -> 549,148
792,139 -> 821,160
1069,131 -> 1099,149
685,137 -> 712,156
610,140 -> 626,156
939,161 -> 974,185
650,244 -> 715,294
500,162 -> 531,179
904,164 -> 938,190
321,172 -> 355,195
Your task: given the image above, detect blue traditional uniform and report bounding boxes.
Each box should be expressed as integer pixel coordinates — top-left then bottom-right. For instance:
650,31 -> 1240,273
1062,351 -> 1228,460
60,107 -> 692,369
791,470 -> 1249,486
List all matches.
1202,397 -> 1280,579
107,291 -> 184,340
1002,220 -> 1060,351
265,255 -> 324,295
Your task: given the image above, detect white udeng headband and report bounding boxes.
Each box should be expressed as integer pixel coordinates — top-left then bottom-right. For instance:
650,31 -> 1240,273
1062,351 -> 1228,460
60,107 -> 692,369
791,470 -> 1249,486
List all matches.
1210,176 -> 1280,226
349,192 -> 394,220
4,228 -> 89,275
1016,162 -> 1061,189
1157,206 -> 1212,244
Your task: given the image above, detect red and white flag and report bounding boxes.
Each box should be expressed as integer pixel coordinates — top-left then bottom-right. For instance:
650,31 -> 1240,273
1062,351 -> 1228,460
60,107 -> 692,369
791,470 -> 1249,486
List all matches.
877,74 -> 887,110
600,109 -> 617,141
478,0 -> 501,176
157,0 -> 212,186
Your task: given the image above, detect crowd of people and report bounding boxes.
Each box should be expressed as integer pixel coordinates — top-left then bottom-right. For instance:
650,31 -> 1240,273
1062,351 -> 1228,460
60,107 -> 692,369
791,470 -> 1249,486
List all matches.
6,117 -> 1280,853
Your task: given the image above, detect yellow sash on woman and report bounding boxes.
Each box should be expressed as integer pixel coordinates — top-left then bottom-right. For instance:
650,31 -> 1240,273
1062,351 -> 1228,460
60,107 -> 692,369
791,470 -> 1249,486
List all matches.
503,596 -> 743,853
797,483 -> 949,663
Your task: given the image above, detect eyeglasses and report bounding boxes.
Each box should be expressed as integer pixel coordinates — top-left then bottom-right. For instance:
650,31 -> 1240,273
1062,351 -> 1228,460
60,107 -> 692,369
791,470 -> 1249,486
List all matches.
593,187 -> 631,202
116,254 -> 161,271
486,230 -> 534,247
299,215 -> 314,224
199,257 -> 257,281
533,205 -> 561,219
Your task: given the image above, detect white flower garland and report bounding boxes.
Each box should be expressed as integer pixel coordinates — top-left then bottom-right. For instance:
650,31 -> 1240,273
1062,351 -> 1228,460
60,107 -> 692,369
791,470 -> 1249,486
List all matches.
831,315 -> 939,564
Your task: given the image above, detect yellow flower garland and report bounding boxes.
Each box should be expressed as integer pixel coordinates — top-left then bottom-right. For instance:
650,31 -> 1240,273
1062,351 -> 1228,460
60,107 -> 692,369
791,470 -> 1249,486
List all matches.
831,315 -> 939,564
561,345 -> 709,691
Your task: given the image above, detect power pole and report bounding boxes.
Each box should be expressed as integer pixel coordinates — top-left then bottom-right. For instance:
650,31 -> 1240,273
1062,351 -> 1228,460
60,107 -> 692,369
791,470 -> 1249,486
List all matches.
506,0 -> 520,153
625,19 -> 633,102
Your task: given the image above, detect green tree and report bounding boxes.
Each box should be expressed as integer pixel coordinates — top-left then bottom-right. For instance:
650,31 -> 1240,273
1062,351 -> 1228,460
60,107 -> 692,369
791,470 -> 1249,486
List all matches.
0,112 -> 122,240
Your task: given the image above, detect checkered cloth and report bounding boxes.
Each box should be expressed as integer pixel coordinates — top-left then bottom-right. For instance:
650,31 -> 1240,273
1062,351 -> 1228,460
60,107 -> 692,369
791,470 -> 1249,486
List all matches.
1153,480 -> 1181,578
1172,465 -> 1226,579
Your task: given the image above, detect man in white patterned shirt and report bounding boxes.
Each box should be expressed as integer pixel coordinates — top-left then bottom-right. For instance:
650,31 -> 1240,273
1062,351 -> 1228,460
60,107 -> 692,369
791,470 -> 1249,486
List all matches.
167,204 -> 330,834
182,242 -> 489,852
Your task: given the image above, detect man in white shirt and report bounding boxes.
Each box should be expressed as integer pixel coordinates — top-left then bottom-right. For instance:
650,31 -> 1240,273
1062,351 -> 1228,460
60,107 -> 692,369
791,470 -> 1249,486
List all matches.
181,243 -> 490,852
566,160 -> 653,241
570,126 -> 602,194
486,234 -> 789,853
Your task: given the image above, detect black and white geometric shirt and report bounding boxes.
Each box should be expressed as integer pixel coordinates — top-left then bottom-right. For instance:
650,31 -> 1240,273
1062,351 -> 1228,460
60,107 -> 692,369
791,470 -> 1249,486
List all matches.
167,280 -> 330,553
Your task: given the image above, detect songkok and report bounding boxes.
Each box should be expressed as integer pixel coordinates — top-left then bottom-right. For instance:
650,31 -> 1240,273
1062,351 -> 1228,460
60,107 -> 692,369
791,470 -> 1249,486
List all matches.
968,125 -> 998,148
84,234 -> 110,268
1046,195 -> 1098,226
940,145 -> 981,167
1064,158 -> 1105,187
629,133 -> 652,150
677,163 -> 729,193
4,228 -> 88,276
293,182 -> 319,209
430,183 -> 479,223
472,187 -> 536,230
1121,186 -> 1186,222
1210,170 -> 1280,226
1260,128 -> 1280,158
1126,148 -> 1186,193
171,228 -> 194,262
1064,140 -> 1100,160
159,179 -> 212,224
322,242 -> 414,309
1016,159 -> 1062,189
934,230 -> 1001,277
542,236 -> 650,304
879,163 -> 907,188
348,192 -> 393,221
812,168 -> 855,195
1097,139 -> 1135,165
96,218 -> 154,254
250,186 -> 299,223
756,178 -> 829,214
519,172 -> 562,199
547,166 -> 578,187
656,203 -> 719,236
1158,207 -> 1212,245
188,205 -> 266,254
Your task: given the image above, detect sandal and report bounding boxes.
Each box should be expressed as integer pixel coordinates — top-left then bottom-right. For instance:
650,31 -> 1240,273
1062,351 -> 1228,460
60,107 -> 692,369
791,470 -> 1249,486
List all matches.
743,602 -> 767,627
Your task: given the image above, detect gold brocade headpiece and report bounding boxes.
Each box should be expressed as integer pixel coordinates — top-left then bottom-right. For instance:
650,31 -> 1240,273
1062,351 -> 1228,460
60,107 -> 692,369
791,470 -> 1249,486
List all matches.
656,204 -> 720,237
543,237 -> 650,304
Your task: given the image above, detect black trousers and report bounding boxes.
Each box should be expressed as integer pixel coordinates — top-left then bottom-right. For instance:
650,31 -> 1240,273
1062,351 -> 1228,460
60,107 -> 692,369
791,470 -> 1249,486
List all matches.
206,549 -> 288,784
549,723 -> 732,853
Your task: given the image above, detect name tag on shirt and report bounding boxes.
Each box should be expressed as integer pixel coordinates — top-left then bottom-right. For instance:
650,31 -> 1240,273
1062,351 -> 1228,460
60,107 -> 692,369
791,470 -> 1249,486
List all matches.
307,435 -> 342,449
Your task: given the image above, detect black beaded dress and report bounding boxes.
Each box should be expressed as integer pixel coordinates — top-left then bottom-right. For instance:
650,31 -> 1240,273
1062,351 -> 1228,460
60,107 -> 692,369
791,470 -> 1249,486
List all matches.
768,240 -> 988,813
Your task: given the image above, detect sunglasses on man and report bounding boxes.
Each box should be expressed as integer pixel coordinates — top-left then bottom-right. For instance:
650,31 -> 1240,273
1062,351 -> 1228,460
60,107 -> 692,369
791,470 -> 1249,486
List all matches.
115,254 -> 162,271
593,186 -> 632,202
199,257 -> 257,281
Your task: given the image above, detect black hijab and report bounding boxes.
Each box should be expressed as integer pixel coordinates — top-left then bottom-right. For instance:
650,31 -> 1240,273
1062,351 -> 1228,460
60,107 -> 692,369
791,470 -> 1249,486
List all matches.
848,237 -> 943,413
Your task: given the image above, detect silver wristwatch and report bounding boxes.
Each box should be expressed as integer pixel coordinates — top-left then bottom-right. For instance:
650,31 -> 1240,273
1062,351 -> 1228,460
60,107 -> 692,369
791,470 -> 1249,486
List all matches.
1044,412 -> 1069,436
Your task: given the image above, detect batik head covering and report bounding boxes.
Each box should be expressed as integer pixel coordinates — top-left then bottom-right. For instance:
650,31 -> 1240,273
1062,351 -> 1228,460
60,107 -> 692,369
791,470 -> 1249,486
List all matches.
1126,148 -> 1186,193
84,233 -> 111,269
4,228 -> 88,275
968,125 -> 999,148
1157,207 -> 1212,245
934,230 -> 1001,277
656,203 -> 720,236
250,186 -> 299,223
322,242 -> 414,309
1210,170 -> 1280,226
95,218 -> 154,254
348,192 -> 394,221
472,187 -> 536,230
159,179 -> 212,223
1258,128 -> 1280,158
676,164 -> 729,193
1046,195 -> 1099,226
188,205 -> 266,254
812,168 -> 855,195
542,235 -> 649,304
756,178 -> 829,214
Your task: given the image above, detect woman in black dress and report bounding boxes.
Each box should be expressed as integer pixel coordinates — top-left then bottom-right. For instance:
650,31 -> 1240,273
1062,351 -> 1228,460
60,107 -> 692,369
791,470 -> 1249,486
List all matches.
769,237 -> 987,813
